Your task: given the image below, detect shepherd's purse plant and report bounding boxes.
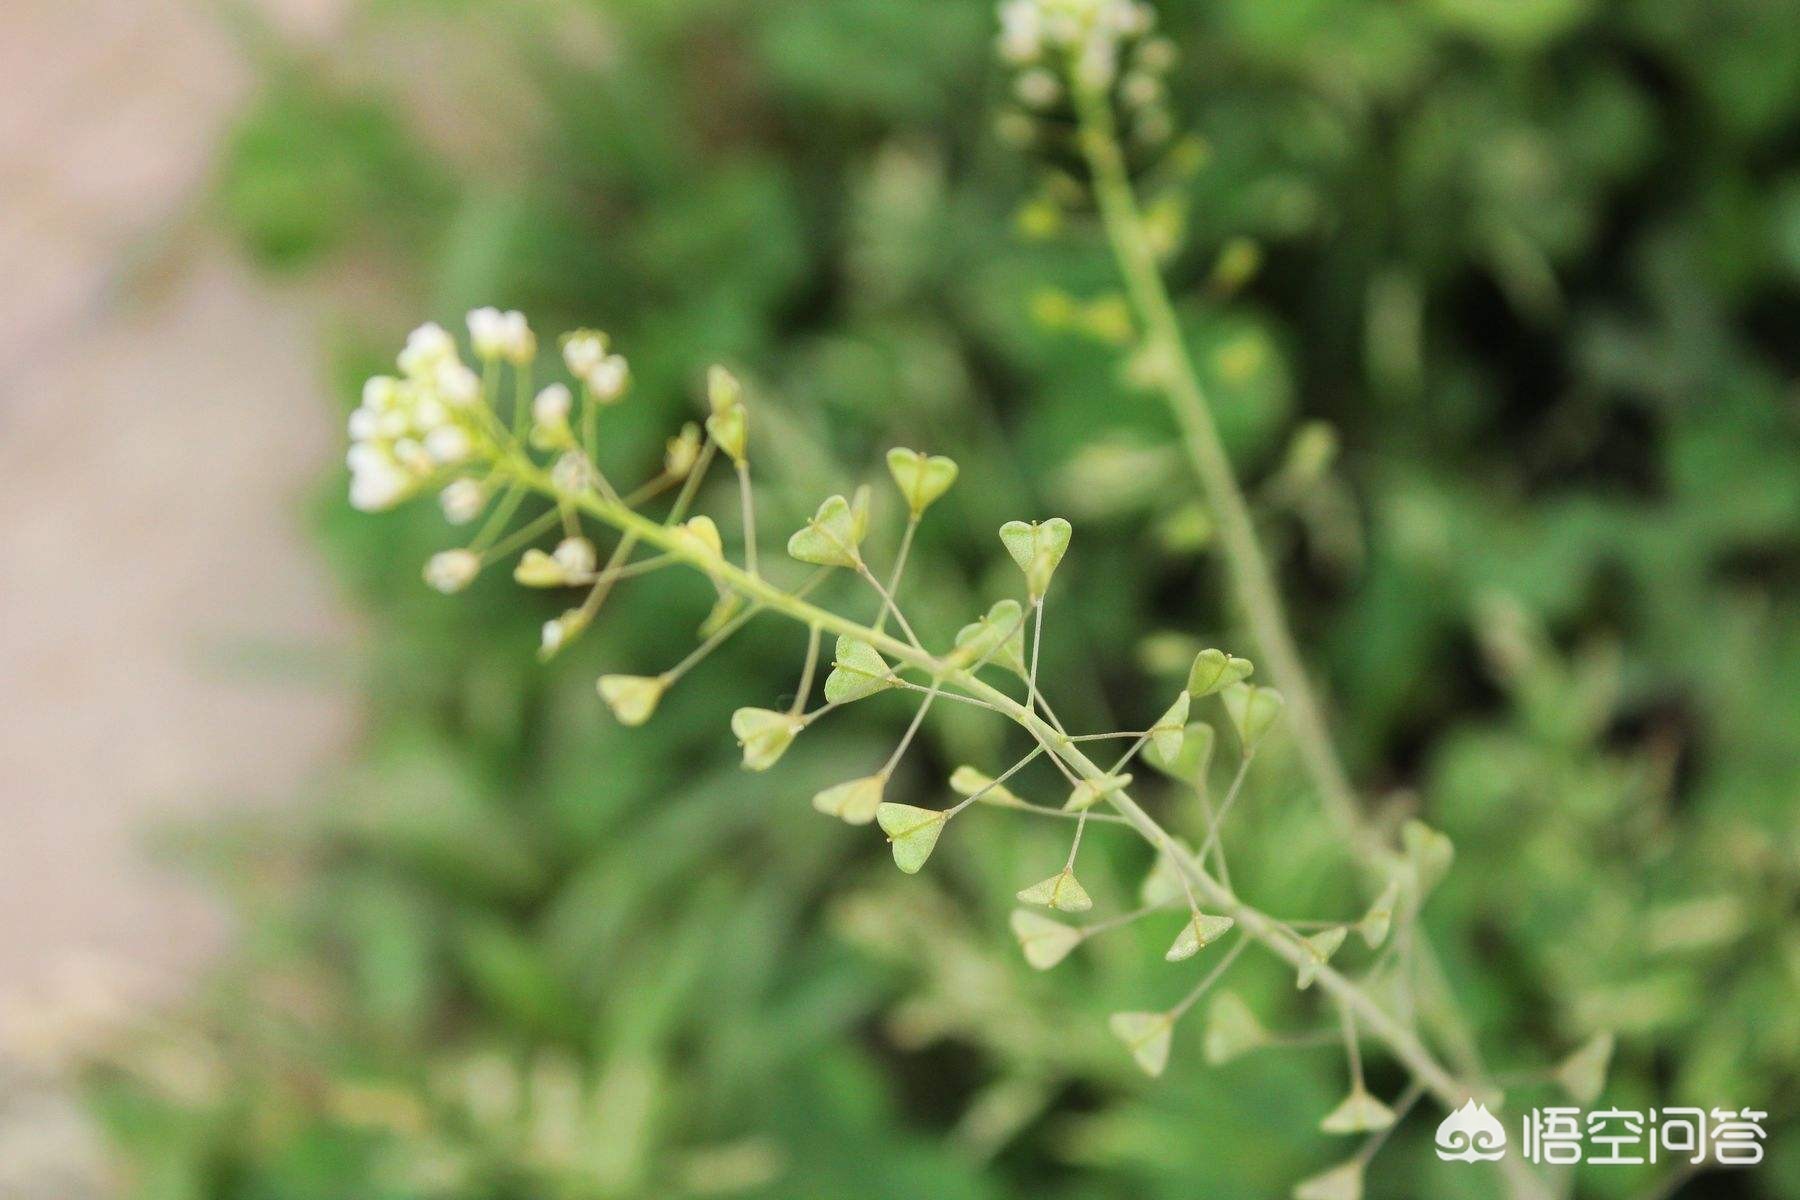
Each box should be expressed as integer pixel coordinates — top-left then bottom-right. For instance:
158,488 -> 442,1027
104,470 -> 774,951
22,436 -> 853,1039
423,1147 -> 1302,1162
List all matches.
341,5 -> 1618,1197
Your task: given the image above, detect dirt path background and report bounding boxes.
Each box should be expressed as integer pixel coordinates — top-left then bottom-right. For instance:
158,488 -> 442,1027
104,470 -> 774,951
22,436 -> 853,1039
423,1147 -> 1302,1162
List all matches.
1,1 -> 354,1189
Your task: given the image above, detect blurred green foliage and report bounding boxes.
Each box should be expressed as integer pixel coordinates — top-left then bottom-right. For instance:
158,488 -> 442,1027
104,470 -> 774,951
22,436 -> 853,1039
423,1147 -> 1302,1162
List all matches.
90,0 -> 1797,1197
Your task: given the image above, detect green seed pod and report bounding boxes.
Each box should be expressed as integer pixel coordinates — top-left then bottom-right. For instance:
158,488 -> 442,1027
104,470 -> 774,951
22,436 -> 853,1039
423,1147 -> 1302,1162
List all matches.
952,599 -> 1027,674
1164,911 -> 1235,961
823,637 -> 894,704
1109,1011 -> 1174,1078
812,775 -> 885,826
998,517 -> 1072,600
886,447 -> 959,516
1010,909 -> 1081,970
1016,868 -> 1093,913
787,495 -> 862,568
875,803 -> 948,874
1187,647 -> 1253,697
1222,682 -> 1284,751
1203,992 -> 1268,1065
597,674 -> 666,727
731,707 -> 802,771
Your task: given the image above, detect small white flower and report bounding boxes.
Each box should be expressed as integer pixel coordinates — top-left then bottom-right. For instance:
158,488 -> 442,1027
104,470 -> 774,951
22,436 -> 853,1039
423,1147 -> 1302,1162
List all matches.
1015,68 -> 1061,108
533,383 -> 573,426
425,549 -> 481,594
439,479 -> 486,525
398,322 -> 456,378
347,407 -> 379,440
998,0 -> 1043,62
425,425 -> 472,465
585,353 -> 630,403
553,536 -> 597,578
378,410 -> 409,438
498,310 -> 535,364
1120,70 -> 1161,108
435,361 -> 481,408
562,330 -> 608,380
468,307 -> 508,360
393,438 -> 434,473
414,396 -> 448,431
363,375 -> 402,410
349,452 -> 411,512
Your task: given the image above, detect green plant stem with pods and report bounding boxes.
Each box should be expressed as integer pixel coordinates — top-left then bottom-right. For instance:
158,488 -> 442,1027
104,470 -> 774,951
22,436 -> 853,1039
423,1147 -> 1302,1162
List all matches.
347,295 -> 1573,1197
1070,87 -> 1550,1200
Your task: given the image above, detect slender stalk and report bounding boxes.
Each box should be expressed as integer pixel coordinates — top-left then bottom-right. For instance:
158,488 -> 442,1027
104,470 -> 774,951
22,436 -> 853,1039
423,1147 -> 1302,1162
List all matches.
1069,89 -> 1546,1200
1070,80 -> 1375,864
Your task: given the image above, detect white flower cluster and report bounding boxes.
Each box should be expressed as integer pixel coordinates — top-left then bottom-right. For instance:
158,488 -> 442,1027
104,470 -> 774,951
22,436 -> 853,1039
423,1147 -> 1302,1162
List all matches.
997,0 -> 1154,88
347,321 -> 490,513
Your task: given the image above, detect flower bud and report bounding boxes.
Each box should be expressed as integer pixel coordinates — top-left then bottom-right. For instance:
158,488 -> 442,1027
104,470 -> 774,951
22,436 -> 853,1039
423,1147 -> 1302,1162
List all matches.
553,537 -> 597,579
439,479 -> 486,525
424,549 -> 480,594
561,330 -> 608,380
539,608 -> 589,659
586,353 -> 630,403
397,322 -> 455,379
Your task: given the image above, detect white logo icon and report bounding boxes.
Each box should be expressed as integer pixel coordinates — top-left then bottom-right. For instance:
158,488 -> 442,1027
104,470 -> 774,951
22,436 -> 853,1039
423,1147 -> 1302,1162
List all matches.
1437,1100 -> 1509,1162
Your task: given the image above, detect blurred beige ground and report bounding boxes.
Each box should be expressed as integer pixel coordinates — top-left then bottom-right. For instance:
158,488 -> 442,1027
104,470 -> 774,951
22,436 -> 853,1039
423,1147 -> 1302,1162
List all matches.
0,0 -> 353,1129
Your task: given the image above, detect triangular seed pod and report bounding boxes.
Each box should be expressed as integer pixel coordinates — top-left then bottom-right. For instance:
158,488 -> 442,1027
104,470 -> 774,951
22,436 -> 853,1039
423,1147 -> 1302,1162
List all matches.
998,518 -> 1072,600
886,447 -> 959,516
1010,909 -> 1081,970
1150,693 -> 1190,761
1186,648 -> 1253,697
1292,1159 -> 1363,1200
1222,682 -> 1284,751
597,675 -> 666,727
1164,911 -> 1236,961
787,495 -> 862,568
1016,868 -> 1094,914
1553,1032 -> 1615,1105
1109,1011 -> 1174,1077
824,637 -> 895,704
812,775 -> 885,826
1319,1087 -> 1396,1134
731,707 -> 802,771
1296,928 -> 1347,990
875,803 -> 947,874
1203,992 -> 1268,1065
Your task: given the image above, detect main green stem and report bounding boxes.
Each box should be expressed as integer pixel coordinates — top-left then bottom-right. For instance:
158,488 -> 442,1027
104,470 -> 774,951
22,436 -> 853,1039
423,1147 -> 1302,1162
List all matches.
1071,82 -> 1377,866
1070,81 -> 1544,1200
